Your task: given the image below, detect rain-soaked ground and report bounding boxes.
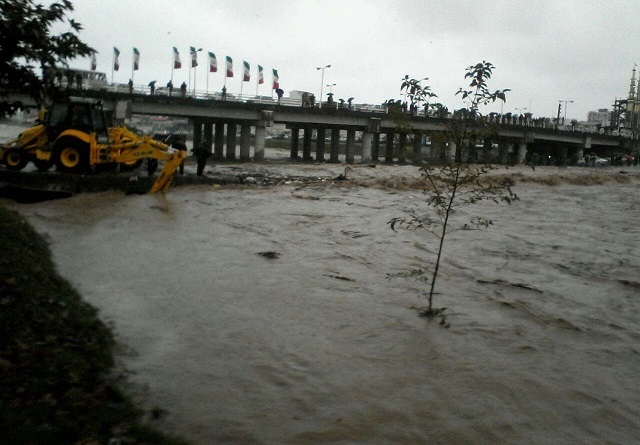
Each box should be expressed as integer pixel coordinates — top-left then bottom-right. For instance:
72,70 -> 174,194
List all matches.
3,156 -> 640,444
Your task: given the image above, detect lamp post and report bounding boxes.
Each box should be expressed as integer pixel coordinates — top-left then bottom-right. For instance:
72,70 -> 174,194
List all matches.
193,48 -> 202,96
559,99 -> 573,125
326,83 -> 336,94
316,64 -> 331,107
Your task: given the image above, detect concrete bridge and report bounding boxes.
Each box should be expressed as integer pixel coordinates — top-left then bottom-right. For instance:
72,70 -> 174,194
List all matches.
5,89 -> 633,170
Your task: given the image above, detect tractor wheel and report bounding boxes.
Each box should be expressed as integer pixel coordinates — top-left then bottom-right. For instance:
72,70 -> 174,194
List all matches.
54,139 -> 89,173
3,149 -> 28,171
119,159 -> 143,172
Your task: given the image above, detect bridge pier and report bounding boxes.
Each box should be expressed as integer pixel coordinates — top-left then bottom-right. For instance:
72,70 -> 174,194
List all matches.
316,127 -> 326,162
412,132 -> 422,164
447,140 -> 456,162
240,124 -> 251,161
385,131 -> 394,163
330,127 -> 340,163
346,128 -> 356,164
214,122 -> 225,159
371,133 -> 380,162
290,127 -> 300,159
517,140 -> 528,164
398,132 -> 408,163
302,128 -> 312,161
362,131 -> 372,163
226,122 -> 237,160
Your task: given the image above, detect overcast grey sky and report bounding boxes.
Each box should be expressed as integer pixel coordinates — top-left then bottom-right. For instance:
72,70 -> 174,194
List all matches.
62,0 -> 640,121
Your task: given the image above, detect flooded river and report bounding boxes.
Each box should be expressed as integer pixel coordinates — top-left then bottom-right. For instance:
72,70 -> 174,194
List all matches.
4,165 -> 640,444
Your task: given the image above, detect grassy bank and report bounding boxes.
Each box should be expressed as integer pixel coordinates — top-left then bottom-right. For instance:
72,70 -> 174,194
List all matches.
0,205 -> 188,445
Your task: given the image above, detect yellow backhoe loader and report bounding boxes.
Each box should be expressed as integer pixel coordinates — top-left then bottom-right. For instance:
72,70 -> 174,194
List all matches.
0,98 -> 185,193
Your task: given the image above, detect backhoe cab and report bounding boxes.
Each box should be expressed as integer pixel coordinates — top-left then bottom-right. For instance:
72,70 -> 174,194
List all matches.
0,98 -> 185,193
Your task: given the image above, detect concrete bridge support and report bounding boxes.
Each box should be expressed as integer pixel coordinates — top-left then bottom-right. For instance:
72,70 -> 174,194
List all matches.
371,133 -> 380,162
330,127 -> 340,163
302,128 -> 312,161
517,141 -> 528,165
361,131 -> 372,163
226,122 -> 237,160
290,127 -> 300,159
412,132 -> 422,165
346,128 -> 356,164
254,125 -> 266,161
214,122 -> 225,159
447,141 -> 456,162
398,133 -> 408,163
316,127 -> 326,162
239,125 -> 251,161
385,131 -> 394,163
482,138 -> 493,163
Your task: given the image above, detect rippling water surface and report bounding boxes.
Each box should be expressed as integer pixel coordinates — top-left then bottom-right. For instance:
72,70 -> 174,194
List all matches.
6,176 -> 640,444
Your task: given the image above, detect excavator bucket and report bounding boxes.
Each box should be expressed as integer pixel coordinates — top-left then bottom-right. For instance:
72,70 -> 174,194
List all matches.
149,150 -> 187,193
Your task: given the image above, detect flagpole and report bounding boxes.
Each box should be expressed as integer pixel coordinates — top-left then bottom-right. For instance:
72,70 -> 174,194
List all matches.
171,48 -> 174,83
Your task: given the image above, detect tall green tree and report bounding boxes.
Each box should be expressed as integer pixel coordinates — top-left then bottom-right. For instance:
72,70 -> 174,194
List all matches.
0,0 -> 93,116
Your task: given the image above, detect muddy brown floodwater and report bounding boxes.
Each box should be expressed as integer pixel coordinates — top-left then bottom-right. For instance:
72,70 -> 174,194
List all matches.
4,163 -> 640,445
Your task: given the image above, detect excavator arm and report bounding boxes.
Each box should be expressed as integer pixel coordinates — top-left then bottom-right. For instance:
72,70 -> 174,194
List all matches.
107,135 -> 186,193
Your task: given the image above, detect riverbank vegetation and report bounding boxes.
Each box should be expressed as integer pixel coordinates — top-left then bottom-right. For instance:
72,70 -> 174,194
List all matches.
0,205 -> 188,444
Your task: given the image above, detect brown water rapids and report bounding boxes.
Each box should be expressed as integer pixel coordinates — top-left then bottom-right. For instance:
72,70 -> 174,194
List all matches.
4,164 -> 640,444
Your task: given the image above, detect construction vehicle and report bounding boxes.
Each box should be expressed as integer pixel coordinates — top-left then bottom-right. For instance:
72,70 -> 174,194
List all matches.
0,98 -> 186,193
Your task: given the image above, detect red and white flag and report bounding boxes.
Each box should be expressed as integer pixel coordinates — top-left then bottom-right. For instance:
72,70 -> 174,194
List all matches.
173,47 -> 182,69
243,61 -> 250,82
208,52 -> 217,73
226,56 -> 233,77
258,65 -> 264,84
190,47 -> 198,68
272,69 -> 279,89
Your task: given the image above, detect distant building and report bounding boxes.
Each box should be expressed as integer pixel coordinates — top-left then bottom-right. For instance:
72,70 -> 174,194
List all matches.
587,108 -> 610,126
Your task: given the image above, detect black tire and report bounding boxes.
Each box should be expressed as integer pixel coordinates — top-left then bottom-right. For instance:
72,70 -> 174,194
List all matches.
53,138 -> 89,173
3,148 -> 28,171
33,158 -> 53,172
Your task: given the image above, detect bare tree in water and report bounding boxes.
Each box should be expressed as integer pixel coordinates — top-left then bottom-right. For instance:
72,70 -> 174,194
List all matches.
389,62 -> 518,320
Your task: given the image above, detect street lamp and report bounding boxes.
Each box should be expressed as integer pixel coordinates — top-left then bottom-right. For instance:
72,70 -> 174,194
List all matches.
316,64 -> 331,107
559,99 -> 573,125
326,83 -> 336,94
515,107 -> 527,114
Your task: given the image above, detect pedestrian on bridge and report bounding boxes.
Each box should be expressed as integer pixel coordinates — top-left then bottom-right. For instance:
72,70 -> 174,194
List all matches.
167,80 -> 174,96
148,80 -> 156,95
180,82 -> 187,97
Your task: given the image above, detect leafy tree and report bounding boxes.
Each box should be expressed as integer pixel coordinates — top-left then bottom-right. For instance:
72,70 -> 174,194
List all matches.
389,62 -> 518,320
0,0 -> 93,117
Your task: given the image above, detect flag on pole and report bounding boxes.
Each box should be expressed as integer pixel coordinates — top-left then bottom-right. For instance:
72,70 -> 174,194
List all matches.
226,56 -> 233,77
133,48 -> 140,71
113,47 -> 120,71
90,52 -> 97,71
208,52 -> 217,72
242,61 -> 250,82
272,69 -> 279,89
190,46 -> 198,67
173,47 -> 182,69
258,65 -> 264,84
